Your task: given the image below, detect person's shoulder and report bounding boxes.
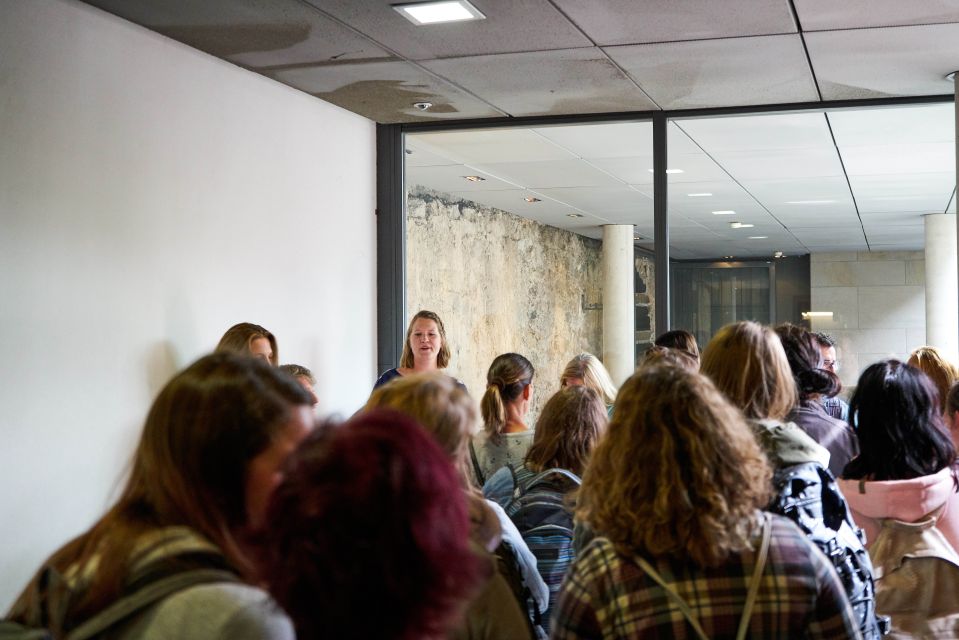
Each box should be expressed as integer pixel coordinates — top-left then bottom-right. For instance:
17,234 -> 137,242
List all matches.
373,368 -> 401,389
127,582 -> 294,640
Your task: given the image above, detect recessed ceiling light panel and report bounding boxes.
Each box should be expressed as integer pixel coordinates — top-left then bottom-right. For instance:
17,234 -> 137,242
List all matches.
567,212 -> 583,217
712,210 -> 736,215
394,0 -> 486,25
748,235 -> 768,239
729,222 -> 753,229
688,193 -> 712,197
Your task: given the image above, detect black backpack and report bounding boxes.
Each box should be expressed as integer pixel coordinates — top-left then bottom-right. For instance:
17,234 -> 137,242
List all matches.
769,461 -> 889,639
496,467 -> 580,631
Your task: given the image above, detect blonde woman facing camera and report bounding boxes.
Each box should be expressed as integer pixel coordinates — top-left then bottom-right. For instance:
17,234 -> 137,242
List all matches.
374,310 -> 458,390
553,365 -> 861,639
559,353 -> 617,415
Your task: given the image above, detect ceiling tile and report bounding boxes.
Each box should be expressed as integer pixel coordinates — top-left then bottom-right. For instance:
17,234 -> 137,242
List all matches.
552,0 -> 796,45
850,173 -> 954,213
268,59 -> 503,122
476,159 -> 625,189
806,24 -> 959,100
406,164 -> 519,192
709,148 -> 845,181
795,0 -> 959,30
421,48 -> 657,116
676,112 -> 834,151
403,142 -> 460,167
302,0 -> 591,60
827,104 -> 954,146
738,177 -> 856,218
83,0 -> 392,68
605,35 -> 818,109
792,228 -> 866,243
409,129 -> 575,163
532,122 -> 654,159
840,143 -> 955,176
445,188 -> 590,221
532,187 -> 653,217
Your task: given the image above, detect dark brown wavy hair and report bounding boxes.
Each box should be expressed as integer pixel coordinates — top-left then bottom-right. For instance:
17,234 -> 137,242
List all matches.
526,386 -> 608,476
577,365 -> 772,568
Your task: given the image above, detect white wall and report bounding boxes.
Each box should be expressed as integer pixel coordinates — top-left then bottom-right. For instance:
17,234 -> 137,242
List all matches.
0,0 -> 376,609
810,251 -> 926,389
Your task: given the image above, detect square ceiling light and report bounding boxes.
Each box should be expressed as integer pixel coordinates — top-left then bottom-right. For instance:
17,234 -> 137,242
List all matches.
394,0 -> 486,25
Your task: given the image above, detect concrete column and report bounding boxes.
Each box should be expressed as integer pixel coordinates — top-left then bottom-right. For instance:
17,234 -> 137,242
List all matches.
602,225 -> 635,385
924,213 -> 959,362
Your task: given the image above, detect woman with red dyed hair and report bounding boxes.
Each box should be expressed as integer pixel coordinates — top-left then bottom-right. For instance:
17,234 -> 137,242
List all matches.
260,410 -> 484,640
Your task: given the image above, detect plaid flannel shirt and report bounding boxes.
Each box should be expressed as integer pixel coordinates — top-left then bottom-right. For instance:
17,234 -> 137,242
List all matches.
551,514 -> 861,639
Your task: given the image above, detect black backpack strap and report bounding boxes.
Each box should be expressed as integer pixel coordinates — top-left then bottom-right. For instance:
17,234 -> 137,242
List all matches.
65,567 -> 239,640
469,440 -> 485,486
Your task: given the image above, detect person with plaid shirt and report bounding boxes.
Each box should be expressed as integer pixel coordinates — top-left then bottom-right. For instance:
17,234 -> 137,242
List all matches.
552,364 -> 861,639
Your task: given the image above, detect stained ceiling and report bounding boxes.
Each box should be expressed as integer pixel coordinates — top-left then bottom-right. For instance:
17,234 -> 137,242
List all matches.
78,0 -> 959,258
80,0 -> 959,123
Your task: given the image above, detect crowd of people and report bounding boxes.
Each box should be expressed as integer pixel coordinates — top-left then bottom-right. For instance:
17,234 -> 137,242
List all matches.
4,312 -> 959,639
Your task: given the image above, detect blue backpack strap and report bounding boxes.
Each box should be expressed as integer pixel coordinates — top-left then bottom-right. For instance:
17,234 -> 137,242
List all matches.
525,468 -> 581,492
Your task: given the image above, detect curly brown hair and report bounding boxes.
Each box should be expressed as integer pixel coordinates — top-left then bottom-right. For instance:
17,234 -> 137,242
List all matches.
908,346 -> 959,414
576,365 -> 772,568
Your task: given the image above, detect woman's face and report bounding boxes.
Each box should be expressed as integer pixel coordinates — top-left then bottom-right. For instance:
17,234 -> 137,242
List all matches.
245,405 -> 313,528
409,318 -> 442,366
250,336 -> 274,364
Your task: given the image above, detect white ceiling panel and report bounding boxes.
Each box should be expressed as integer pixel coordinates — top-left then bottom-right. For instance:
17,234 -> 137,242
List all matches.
445,188 -> 594,221
406,164 -> 519,192
552,0 -> 796,46
531,187 -> 653,217
404,142 -> 459,167
857,211 -> 930,224
709,148 -> 845,181
421,48 -> 657,117
743,177 -> 856,215
532,122 -> 654,160
774,210 -> 861,227
592,154 -> 732,185
795,1 -> 959,31
806,24 -> 959,100
677,112 -> 834,151
586,156 -> 654,185
477,159 -> 624,189
606,35 -> 818,109
792,228 -> 866,243
840,143 -> 955,176
409,129 -> 575,164
827,104 -> 954,146
849,173 -> 954,212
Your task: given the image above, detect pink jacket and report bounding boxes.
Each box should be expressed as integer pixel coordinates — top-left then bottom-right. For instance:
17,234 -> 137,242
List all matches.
838,467 -> 959,550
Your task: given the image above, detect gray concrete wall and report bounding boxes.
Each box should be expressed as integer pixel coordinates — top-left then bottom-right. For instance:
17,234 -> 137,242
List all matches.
406,186 -> 603,423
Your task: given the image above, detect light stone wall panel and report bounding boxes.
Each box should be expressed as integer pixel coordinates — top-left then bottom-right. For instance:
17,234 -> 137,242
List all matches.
811,252 -> 926,389
406,186 -> 603,425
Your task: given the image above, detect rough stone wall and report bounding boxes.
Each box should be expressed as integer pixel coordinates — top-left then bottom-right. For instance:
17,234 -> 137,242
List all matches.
406,186 -> 603,424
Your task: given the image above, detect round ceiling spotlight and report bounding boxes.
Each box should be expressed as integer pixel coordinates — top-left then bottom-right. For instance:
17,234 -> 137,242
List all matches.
412,101 -> 434,111
946,71 -> 958,82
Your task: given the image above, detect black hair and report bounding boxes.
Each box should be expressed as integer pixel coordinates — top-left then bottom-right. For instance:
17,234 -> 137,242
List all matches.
775,323 -> 840,402
843,359 -> 957,481
813,332 -> 836,348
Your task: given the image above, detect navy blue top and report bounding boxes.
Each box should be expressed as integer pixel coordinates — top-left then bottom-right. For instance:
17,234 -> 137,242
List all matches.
372,368 -> 467,392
